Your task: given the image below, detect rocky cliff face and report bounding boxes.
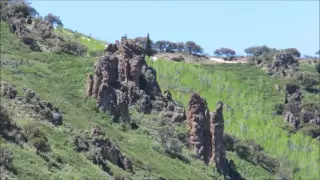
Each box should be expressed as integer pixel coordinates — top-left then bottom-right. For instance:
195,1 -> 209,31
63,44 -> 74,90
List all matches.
85,37 -> 185,122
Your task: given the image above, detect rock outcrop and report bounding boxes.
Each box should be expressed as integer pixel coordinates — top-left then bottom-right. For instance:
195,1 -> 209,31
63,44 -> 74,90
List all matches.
187,93 -> 236,177
268,51 -> 299,78
0,81 -> 63,125
85,37 -> 185,122
282,83 -> 320,140
210,101 -> 228,174
283,84 -> 302,128
73,125 -> 134,173
187,93 -> 210,162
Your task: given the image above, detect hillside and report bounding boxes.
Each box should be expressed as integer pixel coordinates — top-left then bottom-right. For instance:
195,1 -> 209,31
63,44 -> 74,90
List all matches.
1,2 -> 320,180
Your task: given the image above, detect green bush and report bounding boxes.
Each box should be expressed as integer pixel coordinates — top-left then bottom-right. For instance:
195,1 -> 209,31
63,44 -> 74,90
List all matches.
234,143 -> 252,160
31,137 -> 50,153
71,135 -> 89,152
89,50 -> 104,57
0,149 -> 14,170
58,41 -> 88,56
20,35 -> 41,51
73,32 -> 81,38
274,103 -> 285,115
1,0 -> 38,20
299,74 -> 318,89
22,124 -> 50,152
300,124 -> 320,138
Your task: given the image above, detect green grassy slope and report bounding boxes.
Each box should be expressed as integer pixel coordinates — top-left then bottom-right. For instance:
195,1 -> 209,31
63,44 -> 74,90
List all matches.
1,21 -> 319,180
53,28 -> 106,56
0,22 -> 223,180
146,59 -> 320,179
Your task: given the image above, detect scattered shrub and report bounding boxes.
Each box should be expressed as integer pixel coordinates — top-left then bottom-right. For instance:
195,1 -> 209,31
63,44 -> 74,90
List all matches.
89,50 -> 104,57
44,13 -> 63,27
165,138 -> 183,155
176,132 -> 188,147
71,135 -> 89,152
300,124 -> 320,138
224,133 -> 239,151
254,152 -> 278,173
86,148 -> 111,173
234,143 -> 251,160
73,32 -> 81,39
0,149 -> 14,170
22,124 -> 50,153
58,41 -> 88,56
31,137 -> 50,153
157,126 -> 185,159
300,111 -> 315,123
274,103 -> 285,115
299,74 -> 318,89
1,0 -> 39,20
157,126 -> 174,146
0,105 -> 11,133
20,35 -> 41,51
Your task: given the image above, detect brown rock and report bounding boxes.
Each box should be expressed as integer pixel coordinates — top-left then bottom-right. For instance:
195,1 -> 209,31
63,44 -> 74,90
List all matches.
209,101 -> 228,172
84,37 -> 182,122
85,73 -> 94,97
187,93 -> 211,163
186,93 -> 236,176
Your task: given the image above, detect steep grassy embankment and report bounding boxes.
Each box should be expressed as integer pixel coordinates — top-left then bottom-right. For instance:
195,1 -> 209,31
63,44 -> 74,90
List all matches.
1,21 -> 319,180
0,22 -> 223,180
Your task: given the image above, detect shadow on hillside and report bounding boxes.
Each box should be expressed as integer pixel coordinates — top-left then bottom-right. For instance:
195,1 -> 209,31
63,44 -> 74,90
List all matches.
165,150 -> 191,164
305,87 -> 320,94
216,158 -> 245,180
0,105 -> 26,147
224,134 -> 279,174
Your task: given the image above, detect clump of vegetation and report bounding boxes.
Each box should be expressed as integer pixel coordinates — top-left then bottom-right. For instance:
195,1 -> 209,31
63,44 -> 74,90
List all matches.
300,124 -> 320,138
0,0 -> 39,20
157,126 -> 185,161
58,41 -> 88,56
44,13 -> 63,27
22,124 -> 50,154
214,47 -> 236,61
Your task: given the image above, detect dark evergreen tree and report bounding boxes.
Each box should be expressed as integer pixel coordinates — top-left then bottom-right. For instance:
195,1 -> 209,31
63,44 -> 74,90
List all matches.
145,33 -> 155,56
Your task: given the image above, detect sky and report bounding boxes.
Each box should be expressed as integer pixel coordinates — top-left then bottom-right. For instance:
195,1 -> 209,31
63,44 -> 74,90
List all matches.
30,1 -> 319,56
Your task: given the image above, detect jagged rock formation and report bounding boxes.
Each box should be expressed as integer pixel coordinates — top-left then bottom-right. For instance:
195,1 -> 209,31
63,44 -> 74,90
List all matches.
0,81 -> 63,125
187,93 -> 211,162
85,37 -> 185,122
159,90 -> 186,123
73,126 -> 134,173
268,51 -> 299,78
209,101 -> 228,172
282,83 -> 320,138
187,93 -> 241,179
283,84 -> 302,128
2,1 -> 87,54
